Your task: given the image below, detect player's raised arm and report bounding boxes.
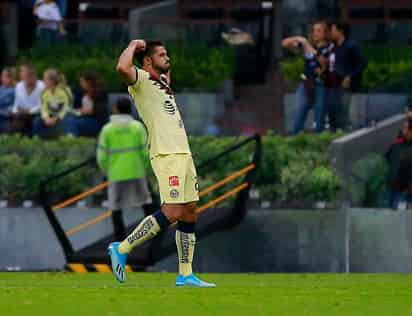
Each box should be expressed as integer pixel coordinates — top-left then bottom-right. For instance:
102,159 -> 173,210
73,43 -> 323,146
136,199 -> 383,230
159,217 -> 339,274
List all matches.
116,40 -> 146,85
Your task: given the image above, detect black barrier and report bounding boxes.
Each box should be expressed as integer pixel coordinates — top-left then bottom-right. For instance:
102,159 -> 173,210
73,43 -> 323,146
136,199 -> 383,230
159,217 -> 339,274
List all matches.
39,134 -> 261,266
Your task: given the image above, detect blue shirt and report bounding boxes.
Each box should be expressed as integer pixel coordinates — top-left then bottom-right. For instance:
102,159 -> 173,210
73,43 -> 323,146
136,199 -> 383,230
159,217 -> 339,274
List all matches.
303,43 -> 332,83
0,86 -> 15,116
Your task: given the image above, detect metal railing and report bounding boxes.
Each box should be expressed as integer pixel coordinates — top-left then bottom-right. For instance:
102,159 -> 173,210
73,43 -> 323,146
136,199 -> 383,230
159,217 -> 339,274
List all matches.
39,134 -> 261,260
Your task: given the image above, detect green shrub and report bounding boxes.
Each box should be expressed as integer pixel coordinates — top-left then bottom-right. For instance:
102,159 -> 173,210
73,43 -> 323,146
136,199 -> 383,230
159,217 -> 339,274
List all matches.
0,133 -> 343,206
279,57 -> 303,88
18,44 -> 234,92
349,153 -> 389,207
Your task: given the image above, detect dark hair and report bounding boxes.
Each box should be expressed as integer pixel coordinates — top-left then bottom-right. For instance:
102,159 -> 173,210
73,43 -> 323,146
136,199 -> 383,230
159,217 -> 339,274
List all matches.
408,118 -> 412,131
312,20 -> 329,29
329,20 -> 350,37
116,97 -> 132,114
80,70 -> 103,99
136,40 -> 165,65
80,70 -> 98,86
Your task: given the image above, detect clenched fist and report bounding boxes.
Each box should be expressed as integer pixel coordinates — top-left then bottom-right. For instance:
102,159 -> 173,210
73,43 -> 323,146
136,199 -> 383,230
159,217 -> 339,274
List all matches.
130,39 -> 146,52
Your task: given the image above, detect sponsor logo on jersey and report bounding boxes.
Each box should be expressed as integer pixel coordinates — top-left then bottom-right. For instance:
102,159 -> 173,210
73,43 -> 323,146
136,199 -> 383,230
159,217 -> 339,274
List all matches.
169,176 -> 180,187
163,99 -> 176,115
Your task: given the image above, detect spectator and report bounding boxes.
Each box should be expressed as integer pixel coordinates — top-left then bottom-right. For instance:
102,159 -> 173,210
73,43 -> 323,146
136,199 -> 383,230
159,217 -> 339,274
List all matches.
387,117 -> 412,208
33,0 -> 66,45
327,21 -> 367,131
64,71 -> 108,137
0,67 -> 17,132
54,0 -> 67,17
10,63 -> 45,135
282,21 -> 331,134
97,97 -> 152,240
32,68 -> 72,137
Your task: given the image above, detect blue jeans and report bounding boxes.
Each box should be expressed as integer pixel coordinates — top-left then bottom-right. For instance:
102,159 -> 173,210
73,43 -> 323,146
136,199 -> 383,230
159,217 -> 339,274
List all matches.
37,29 -> 60,46
64,115 -> 101,137
32,116 -> 63,137
293,81 -> 326,134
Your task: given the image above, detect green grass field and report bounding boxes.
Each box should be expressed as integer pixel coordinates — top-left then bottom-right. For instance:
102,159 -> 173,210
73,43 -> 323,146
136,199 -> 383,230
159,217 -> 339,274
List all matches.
1,273 -> 412,316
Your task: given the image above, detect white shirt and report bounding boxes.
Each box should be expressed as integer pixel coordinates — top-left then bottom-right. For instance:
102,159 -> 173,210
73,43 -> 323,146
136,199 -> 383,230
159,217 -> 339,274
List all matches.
12,80 -> 45,114
34,2 -> 62,30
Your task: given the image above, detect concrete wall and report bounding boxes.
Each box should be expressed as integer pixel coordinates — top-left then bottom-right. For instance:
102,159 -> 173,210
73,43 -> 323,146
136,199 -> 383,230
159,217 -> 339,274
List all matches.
0,207 -> 145,271
329,113 -> 405,185
284,93 -> 408,133
2,207 -> 412,273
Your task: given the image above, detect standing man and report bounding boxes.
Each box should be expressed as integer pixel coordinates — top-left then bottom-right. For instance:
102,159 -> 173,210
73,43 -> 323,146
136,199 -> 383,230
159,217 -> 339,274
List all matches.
97,97 -> 152,240
327,21 -> 367,131
108,40 -> 215,287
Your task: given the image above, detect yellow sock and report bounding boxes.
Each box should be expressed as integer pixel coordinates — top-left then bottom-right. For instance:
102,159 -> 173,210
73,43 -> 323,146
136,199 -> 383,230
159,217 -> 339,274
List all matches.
175,230 -> 196,276
118,215 -> 160,254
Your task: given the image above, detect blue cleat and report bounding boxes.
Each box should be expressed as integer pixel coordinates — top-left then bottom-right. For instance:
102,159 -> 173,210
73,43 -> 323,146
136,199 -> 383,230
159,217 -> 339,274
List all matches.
108,242 -> 127,283
175,274 -> 216,288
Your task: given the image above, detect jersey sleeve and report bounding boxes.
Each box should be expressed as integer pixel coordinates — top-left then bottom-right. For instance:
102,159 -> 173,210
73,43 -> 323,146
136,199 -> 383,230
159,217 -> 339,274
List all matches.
128,67 -> 149,92
40,91 -> 49,120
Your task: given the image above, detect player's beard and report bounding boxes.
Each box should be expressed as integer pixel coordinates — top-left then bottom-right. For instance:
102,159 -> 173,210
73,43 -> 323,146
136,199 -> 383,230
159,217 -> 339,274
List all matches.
153,62 -> 170,74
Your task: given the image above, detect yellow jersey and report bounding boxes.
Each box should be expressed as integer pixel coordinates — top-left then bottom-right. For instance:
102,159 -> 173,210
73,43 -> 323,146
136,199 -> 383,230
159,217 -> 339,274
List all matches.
40,85 -> 72,120
128,68 -> 191,157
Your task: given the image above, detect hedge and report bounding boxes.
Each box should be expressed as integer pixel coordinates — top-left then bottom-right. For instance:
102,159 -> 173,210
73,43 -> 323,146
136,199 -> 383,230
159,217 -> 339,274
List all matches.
17,43 -> 234,92
280,45 -> 412,92
0,133 -> 343,207
349,153 -> 389,207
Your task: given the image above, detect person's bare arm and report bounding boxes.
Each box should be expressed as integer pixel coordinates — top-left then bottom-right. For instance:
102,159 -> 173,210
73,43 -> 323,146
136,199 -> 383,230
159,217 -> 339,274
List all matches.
282,36 -> 302,49
116,40 -> 146,85
282,36 -> 317,56
59,22 -> 66,35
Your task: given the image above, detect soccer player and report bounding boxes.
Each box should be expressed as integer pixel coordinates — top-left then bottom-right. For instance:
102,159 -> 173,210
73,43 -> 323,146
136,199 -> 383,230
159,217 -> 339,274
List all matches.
108,39 -> 216,287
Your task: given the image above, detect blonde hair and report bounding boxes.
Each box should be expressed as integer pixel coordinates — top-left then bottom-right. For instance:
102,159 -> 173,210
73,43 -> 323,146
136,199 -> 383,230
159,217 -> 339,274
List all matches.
308,20 -> 329,46
44,68 -> 68,87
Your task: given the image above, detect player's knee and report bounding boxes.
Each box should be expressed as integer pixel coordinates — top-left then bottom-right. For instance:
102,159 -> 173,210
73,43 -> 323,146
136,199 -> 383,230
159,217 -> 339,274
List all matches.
162,205 -> 184,222
186,202 -> 197,214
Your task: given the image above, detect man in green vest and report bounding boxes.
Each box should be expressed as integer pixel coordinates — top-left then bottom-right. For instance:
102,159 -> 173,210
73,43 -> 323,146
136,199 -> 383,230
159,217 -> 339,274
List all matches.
97,97 -> 152,239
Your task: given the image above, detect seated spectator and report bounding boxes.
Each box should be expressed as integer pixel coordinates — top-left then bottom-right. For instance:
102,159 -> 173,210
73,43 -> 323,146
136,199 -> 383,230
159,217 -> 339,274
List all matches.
387,117 -> 412,208
10,63 -> 45,135
33,0 -> 66,45
33,68 -> 72,137
0,67 -> 17,132
64,71 -> 108,137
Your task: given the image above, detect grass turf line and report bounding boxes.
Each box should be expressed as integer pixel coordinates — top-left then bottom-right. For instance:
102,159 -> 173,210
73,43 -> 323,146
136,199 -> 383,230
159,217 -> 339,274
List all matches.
1,273 -> 412,316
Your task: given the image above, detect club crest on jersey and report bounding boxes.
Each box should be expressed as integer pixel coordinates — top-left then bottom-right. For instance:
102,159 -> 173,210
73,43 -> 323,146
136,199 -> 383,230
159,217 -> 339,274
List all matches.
170,189 -> 179,198
169,176 -> 179,187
